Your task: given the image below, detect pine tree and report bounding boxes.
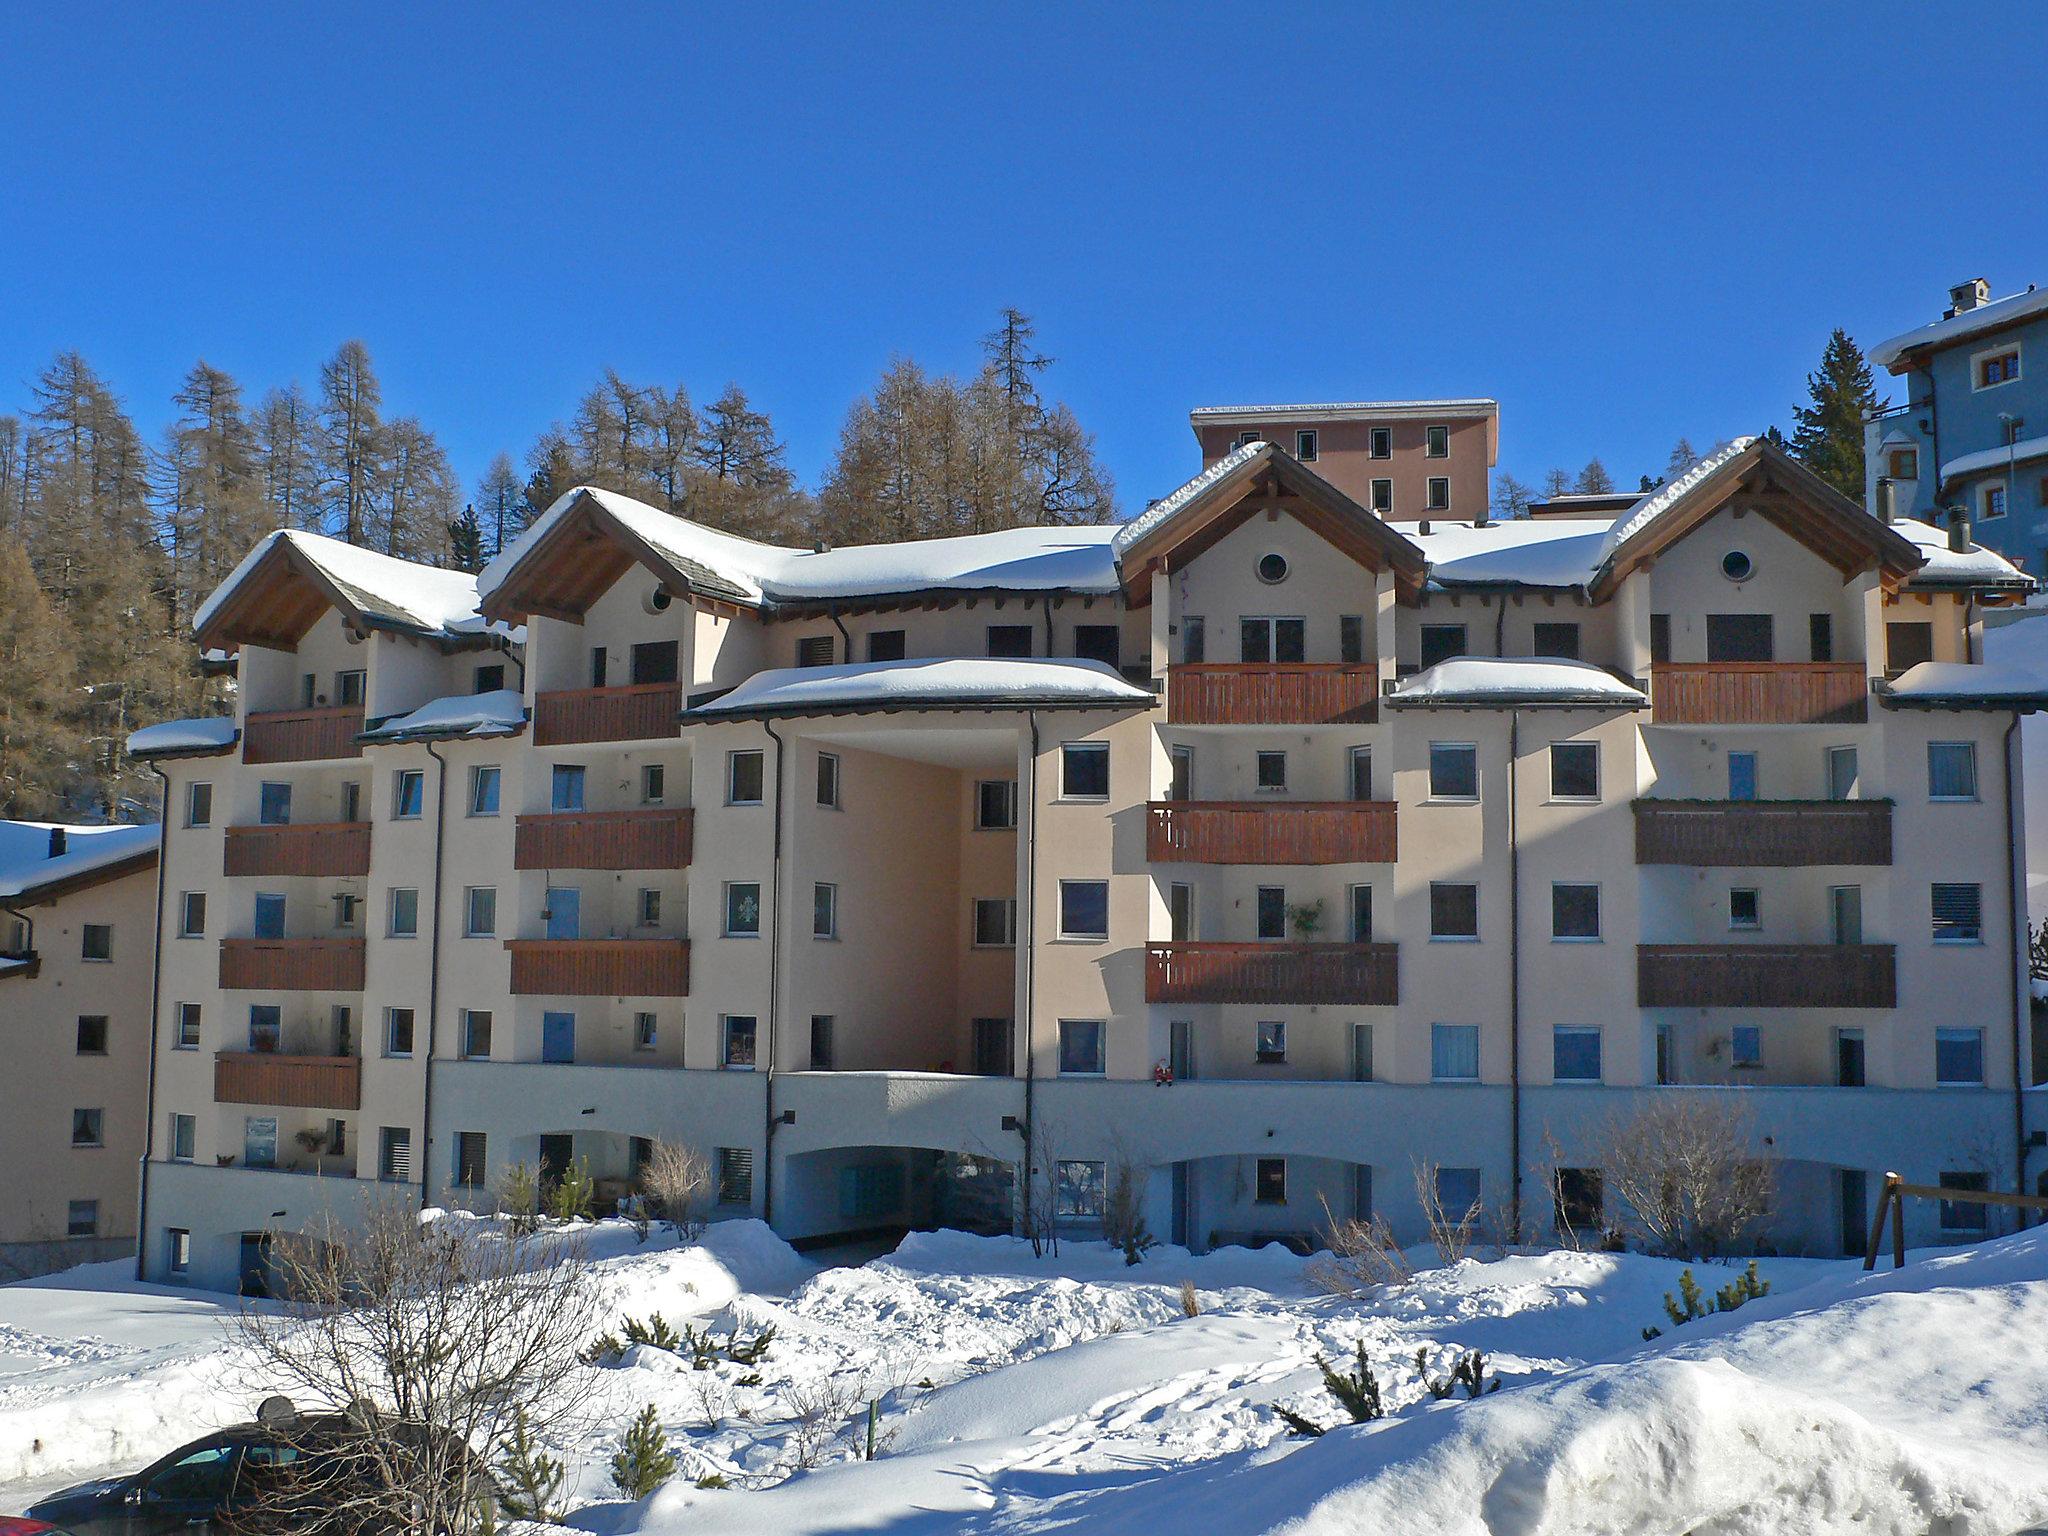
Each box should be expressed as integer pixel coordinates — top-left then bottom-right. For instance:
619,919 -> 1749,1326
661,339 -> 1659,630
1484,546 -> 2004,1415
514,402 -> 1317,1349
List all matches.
316,341 -> 384,545
1574,458 -> 1615,494
1790,328 -> 1882,501
495,1409 -> 566,1523
608,1404 -> 678,1500
474,454 -> 523,556
447,504 -> 486,572
520,430 -> 577,526
0,534 -> 81,817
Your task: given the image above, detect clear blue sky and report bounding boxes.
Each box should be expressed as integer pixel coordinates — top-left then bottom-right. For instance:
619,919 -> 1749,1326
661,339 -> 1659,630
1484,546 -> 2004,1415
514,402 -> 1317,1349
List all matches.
5,2 -> 2045,513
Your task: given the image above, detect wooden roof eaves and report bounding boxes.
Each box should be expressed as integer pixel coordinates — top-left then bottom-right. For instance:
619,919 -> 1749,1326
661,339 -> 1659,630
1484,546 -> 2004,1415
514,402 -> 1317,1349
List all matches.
4,847 -> 160,908
479,489 -> 763,625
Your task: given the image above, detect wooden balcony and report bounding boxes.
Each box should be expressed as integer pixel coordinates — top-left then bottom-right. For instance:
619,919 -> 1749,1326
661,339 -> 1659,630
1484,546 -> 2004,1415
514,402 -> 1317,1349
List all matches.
1636,944 -> 1896,1008
219,937 -> 366,992
1649,662 -> 1867,725
1145,941 -> 1398,1006
242,706 -> 366,764
1633,800 -> 1891,866
1167,664 -> 1378,726
506,938 -> 690,997
533,683 -> 683,746
1148,801 -> 1397,864
214,1052 -> 361,1111
514,808 -> 693,871
223,821 -> 372,878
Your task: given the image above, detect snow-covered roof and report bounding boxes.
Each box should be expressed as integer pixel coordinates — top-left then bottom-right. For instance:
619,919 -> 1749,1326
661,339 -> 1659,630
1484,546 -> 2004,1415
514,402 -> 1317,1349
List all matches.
126,716 -> 240,758
1189,398 -> 1498,420
1940,434 -> 2048,484
1111,440 -> 1274,559
1891,519 -> 2032,588
1597,438 -> 1757,564
1879,655 -> 2048,710
360,690 -> 527,744
0,820 -> 159,903
196,528 -> 485,642
688,658 -> 1153,719
1395,518 -> 1608,589
1869,285 -> 2048,371
1385,657 -> 1648,710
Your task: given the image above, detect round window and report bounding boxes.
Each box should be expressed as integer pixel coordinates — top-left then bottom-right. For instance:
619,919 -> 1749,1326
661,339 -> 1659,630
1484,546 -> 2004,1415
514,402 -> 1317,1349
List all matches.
1256,552 -> 1289,584
643,587 -> 674,614
1721,550 -> 1753,582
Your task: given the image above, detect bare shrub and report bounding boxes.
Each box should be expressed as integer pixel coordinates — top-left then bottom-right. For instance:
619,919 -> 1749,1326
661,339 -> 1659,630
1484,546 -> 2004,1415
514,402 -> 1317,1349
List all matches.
1413,1160 -> 1482,1265
639,1139 -> 712,1239
1101,1141 -> 1155,1266
1177,1279 -> 1201,1317
1592,1096 -> 1774,1259
495,1160 -> 540,1235
1306,1195 -> 1414,1297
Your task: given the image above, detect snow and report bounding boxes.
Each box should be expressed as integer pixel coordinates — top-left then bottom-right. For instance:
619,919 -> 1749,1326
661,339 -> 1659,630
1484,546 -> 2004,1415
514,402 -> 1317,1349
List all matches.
1596,437 -> 1757,564
1189,399 -> 1498,419
1941,432 -> 2048,483
689,658 -> 1153,717
1883,656 -> 2048,706
1388,658 -> 1648,709
359,689 -> 528,742
194,528 -> 483,641
1892,518 -> 2032,586
125,716 -> 238,757
0,820 -> 158,901
1869,285 -> 2048,371
1392,517 -> 1608,589
1111,440 -> 1273,558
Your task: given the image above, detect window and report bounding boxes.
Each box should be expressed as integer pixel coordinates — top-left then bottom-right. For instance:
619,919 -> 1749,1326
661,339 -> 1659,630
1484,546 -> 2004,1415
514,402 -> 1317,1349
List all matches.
468,766 -> 501,816
1339,614 -> 1365,664
1426,476 -> 1450,511
1347,746 -> 1374,802
809,1014 -> 834,1069
1982,484 -> 2008,520
1826,745 -> 1858,801
1935,1027 -> 1985,1086
1939,1172 -> 1989,1231
379,1127 -> 412,1183
1074,625 -> 1121,667
474,662 -> 504,693
1168,744 -> 1193,801
335,669 -> 366,706
185,781 -> 213,827
1420,624 -> 1466,669
987,624 -> 1033,658
868,629 -> 907,662
1809,613 -> 1834,662
1059,880 -> 1109,939
170,1113 -> 196,1162
1233,430 -> 1262,450
727,750 -> 764,805
1431,1024 -> 1480,1081
816,751 -> 841,808
716,1147 -> 754,1206
724,882 -> 762,937
1650,612 -> 1672,664
1348,884 -> 1373,943
1555,1169 -> 1603,1233
1056,1160 -> 1105,1217
1430,883 -> 1479,940
1706,613 -> 1772,662
244,1115 -> 277,1167
393,769 -> 424,819
1255,1157 -> 1288,1204
76,1015 -> 108,1055
1932,883 -> 1983,944
1058,1019 -> 1105,1075
1836,1027 -> 1866,1087
1830,884 -> 1864,945
1550,741 -> 1598,800
722,1015 -> 758,1070
1350,1023 -> 1375,1082
1255,750 -> 1287,790
1551,883 -> 1601,940
1929,741 -> 1979,800
179,892 -> 206,938
464,886 -> 496,937
1169,881 -> 1193,940
1729,887 -> 1761,930
1256,885 -> 1287,940
1436,1167 -> 1481,1222
1061,742 -> 1109,799
341,781 -> 362,821
1255,1020 -> 1286,1064
976,779 -> 1018,829
1370,477 -> 1393,513
1240,616 -> 1306,663
1720,550 -> 1754,582
635,1011 -> 658,1051
1425,424 -> 1449,458
1887,621 -> 1934,675
1256,550 -> 1289,584
81,924 -> 111,962
175,1002 -> 202,1049
630,639 -> 677,684
67,1200 -> 98,1238
388,887 -> 419,938
253,893 -> 286,939
551,764 -> 586,812
1532,622 -> 1581,660
1429,743 -> 1478,800
1553,1025 -> 1602,1082
461,1009 -> 492,1059
1731,1024 -> 1763,1068
166,1228 -> 191,1274
973,1018 -> 1013,1076
589,645 -> 608,687
1976,348 -> 2021,388
71,1107 -> 104,1147
455,1132 -> 488,1188
1369,426 -> 1392,459
333,892 -> 359,929
385,1007 -> 416,1058
638,888 -> 661,927
1887,447 -> 1919,480
796,634 -> 835,668
973,898 -> 1017,947
1728,751 -> 1759,802
247,1004 -> 281,1052
640,764 -> 665,804
812,882 -> 837,939
1294,429 -> 1319,461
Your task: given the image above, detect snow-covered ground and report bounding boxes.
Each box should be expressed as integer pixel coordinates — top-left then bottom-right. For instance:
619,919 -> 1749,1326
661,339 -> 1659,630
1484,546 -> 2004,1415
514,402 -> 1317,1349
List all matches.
3,1218 -> 2045,1535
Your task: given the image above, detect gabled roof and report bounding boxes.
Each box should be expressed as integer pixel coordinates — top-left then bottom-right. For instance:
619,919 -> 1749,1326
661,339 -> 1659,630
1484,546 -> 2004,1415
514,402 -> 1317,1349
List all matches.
0,821 -> 159,907
1870,285 -> 2048,373
1111,441 -> 1428,604
194,529 -> 493,652
686,658 -> 1152,720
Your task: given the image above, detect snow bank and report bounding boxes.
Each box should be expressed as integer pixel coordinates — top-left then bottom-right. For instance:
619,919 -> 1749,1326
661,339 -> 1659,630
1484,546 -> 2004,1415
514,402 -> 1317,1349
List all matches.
689,657 -> 1152,717
125,716 -> 237,757
359,689 -> 527,742
0,821 -> 158,900
1388,657 -> 1647,709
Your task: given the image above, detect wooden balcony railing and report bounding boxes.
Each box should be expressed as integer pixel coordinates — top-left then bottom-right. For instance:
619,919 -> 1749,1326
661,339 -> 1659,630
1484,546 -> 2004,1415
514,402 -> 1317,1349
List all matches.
533,683 -> 683,746
514,808 -> 693,871
219,937 -> 366,992
214,1052 -> 362,1111
223,821 -> 372,878
506,938 -> 690,997
1145,941 -> 1398,1006
1636,944 -> 1896,1008
1633,799 -> 1891,866
1148,802 -> 1397,864
1167,664 -> 1379,726
242,706 -> 366,764
1649,663 -> 1868,725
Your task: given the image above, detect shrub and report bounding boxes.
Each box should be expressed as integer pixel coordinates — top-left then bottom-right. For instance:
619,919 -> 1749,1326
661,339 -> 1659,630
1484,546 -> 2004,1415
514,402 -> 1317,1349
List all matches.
496,1161 -> 540,1235
609,1404 -> 678,1500
496,1409 -> 567,1523
640,1140 -> 712,1238
548,1156 -> 597,1223
1416,1346 -> 1500,1400
1277,1341 -> 1384,1437
1644,1260 -> 1770,1339
1178,1279 -> 1201,1317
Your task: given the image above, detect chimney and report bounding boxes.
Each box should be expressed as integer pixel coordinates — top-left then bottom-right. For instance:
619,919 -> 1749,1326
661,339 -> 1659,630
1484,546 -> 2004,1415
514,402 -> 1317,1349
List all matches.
1473,504 -> 1491,529
47,827 -> 66,859
1949,507 -> 1972,553
1417,517 -> 1432,537
1875,476 -> 1896,525
1948,278 -> 1991,315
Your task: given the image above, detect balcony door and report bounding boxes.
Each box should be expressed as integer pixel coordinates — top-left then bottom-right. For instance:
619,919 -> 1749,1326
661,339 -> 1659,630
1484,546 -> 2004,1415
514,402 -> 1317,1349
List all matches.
542,1011 -> 576,1064
631,640 -> 679,686
1839,1168 -> 1868,1258
970,1018 -> 1012,1077
1240,618 -> 1305,664
1706,614 -> 1774,662
1829,886 -> 1863,946
545,887 -> 581,940
1169,1019 -> 1195,1081
1168,883 -> 1194,942
1835,1027 -> 1866,1087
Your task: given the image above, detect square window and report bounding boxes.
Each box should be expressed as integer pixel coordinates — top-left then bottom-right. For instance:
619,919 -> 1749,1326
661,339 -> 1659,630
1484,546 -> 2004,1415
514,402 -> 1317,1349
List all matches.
252,893 -> 286,939
727,750 -> 765,805
1931,883 -> 1983,943
379,1127 -> 412,1183
72,1107 -> 104,1147
867,629 -> 907,662
175,1002 -> 201,1049
1426,476 -> 1450,511
1256,1020 -> 1286,1064
1425,425 -> 1449,458
1731,1024 -> 1763,1068
76,1015 -> 108,1054
987,624 -> 1033,658
1429,742 -> 1478,799
1929,742 -> 1978,800
1431,1024 -> 1480,1081
808,1014 -> 833,1069
67,1200 -> 97,1238
1256,751 -> 1287,790
716,1147 -> 754,1206
1728,751 -> 1759,802
1056,1159 -> 1105,1216
81,924 -> 111,962
635,1011 -> 658,1051
393,769 -> 425,819
186,781 -> 213,828
180,892 -> 206,938
388,887 -> 419,938
1370,477 -> 1393,512
1256,1157 -> 1288,1204
725,882 -> 763,937
474,662 -> 505,693
1074,625 -> 1121,667
1888,447 -> 1919,480
1551,883 -> 1601,940
1553,1025 -> 1602,1082
1550,742 -> 1598,800
465,886 -> 497,937
167,1228 -> 191,1273
335,669 -> 365,705
1256,885 -> 1287,940
385,1007 -> 416,1057
1061,742 -> 1110,799
641,764 -> 665,805
812,882 -> 837,939
816,752 -> 841,808
1430,882 -> 1479,940
247,1004 -> 281,1052
973,898 -> 1016,947
258,781 -> 292,825
638,887 -> 662,927
1420,624 -> 1467,670
468,766 -> 501,816
171,1113 -> 196,1162
722,1015 -> 759,1070
1436,1167 -> 1481,1221
1936,1027 -> 1984,1085
462,1009 -> 493,1059
551,764 -> 586,812
1059,880 -> 1109,939
1977,348 -> 2021,388
1729,887 -> 1761,930
1532,622 -> 1581,660
796,634 -> 835,668
1939,1171 -> 1988,1230
1058,1019 -> 1105,1075
1294,429 -> 1318,462
977,779 -> 1018,829
1369,426 -> 1392,459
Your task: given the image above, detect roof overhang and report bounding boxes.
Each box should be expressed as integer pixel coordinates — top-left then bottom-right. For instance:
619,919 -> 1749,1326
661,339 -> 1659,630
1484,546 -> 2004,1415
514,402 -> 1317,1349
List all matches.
1,846 -> 158,907
193,538 -> 491,654
478,489 -> 756,626
685,693 -> 1153,723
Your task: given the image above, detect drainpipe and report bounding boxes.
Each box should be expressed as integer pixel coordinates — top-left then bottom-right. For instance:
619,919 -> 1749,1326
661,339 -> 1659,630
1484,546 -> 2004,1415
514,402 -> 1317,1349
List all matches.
1506,710 -> 1523,1242
760,718 -> 788,1226
1020,712 -> 1042,1247
2005,714 -> 2029,1206
827,602 -> 853,660
420,741 -> 452,1209
134,763 -> 174,1280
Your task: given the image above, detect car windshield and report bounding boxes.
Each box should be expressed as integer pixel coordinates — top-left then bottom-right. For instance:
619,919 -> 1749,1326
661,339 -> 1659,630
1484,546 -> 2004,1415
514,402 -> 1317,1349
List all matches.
146,1444 -> 238,1501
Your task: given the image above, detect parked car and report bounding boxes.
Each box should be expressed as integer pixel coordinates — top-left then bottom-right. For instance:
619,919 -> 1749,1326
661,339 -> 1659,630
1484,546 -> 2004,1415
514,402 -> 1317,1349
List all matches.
0,1519 -> 74,1535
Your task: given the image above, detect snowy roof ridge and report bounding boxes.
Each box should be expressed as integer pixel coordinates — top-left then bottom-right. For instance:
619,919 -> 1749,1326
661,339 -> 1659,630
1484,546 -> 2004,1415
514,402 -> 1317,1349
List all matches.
1190,398 -> 1498,418
1596,437 -> 1757,565
194,527 -> 487,642
1385,657 -> 1648,710
360,689 -> 528,744
1869,285 -> 2048,371
0,820 -> 159,902
1110,440 -> 1271,559
688,657 -> 1153,718
1941,433 -> 2048,484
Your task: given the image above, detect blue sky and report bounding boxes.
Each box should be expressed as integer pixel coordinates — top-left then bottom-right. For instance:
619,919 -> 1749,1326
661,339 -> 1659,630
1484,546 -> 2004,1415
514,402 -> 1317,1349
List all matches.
4,2 -> 2045,514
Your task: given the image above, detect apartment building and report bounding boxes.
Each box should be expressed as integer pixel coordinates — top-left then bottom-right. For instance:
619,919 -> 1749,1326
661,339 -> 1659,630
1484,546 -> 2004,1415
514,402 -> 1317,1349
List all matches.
1867,277 -> 2048,569
129,426 -> 2048,1291
0,820 -> 160,1275
1190,399 -> 1497,521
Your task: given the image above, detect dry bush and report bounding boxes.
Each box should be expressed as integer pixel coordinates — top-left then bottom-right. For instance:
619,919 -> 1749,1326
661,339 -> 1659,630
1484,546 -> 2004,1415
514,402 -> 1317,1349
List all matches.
1413,1160 -> 1483,1265
640,1139 -> 712,1239
1101,1141 -> 1155,1266
1178,1279 -> 1201,1317
1592,1096 -> 1774,1259
1306,1195 -> 1414,1297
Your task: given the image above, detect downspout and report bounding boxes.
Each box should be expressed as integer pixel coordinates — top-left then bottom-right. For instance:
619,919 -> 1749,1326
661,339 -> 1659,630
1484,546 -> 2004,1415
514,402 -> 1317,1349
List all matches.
2005,713 -> 2028,1205
134,763 -> 174,1280
420,741 -> 452,1209
827,602 -> 853,659
760,718 -> 788,1226
1507,709 -> 1523,1242
1020,712 -> 1042,1245
1041,597 -> 1054,655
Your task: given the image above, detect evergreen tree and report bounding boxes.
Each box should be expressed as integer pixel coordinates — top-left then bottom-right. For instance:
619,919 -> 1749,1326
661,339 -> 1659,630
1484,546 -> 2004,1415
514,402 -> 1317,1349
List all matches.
316,340 -> 384,544
447,503 -> 486,572
520,429 -> 577,526
1790,328 -> 1882,501
608,1404 -> 678,1500
0,534 -> 81,818
1666,437 -> 1699,479
1574,457 -> 1615,494
474,453 -> 524,556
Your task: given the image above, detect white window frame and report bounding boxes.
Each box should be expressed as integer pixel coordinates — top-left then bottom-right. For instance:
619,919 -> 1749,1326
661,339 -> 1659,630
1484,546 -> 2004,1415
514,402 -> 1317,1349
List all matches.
467,765 -> 501,817
1980,481 -> 2008,521
1970,341 -> 2022,392
723,881 -> 763,938
816,751 -> 842,809
1057,1019 -> 1106,1077
461,1009 -> 492,1060
185,781 -> 213,828
384,1007 -> 416,1059
392,768 -> 425,820
179,891 -> 206,938
1548,741 -> 1600,802
1368,426 -> 1392,459
1425,424 -> 1450,458
727,749 -> 765,806
1430,1023 -> 1481,1082
388,887 -> 419,938
1729,886 -> 1762,931
812,881 -> 838,940
1426,475 -> 1451,511
1928,741 -> 1979,802
1294,428 -> 1319,461
1059,742 -> 1110,801
1058,879 -> 1110,940
1370,477 -> 1393,513
464,886 -> 496,938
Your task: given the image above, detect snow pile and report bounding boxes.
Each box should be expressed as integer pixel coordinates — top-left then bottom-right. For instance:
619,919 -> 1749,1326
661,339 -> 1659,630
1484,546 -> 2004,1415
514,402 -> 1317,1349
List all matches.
125,716 -> 238,757
196,528 -> 483,640
360,689 -> 527,742
1891,518 -> 2033,586
1387,657 -> 1647,709
689,657 -> 1152,717
0,821 -> 158,900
